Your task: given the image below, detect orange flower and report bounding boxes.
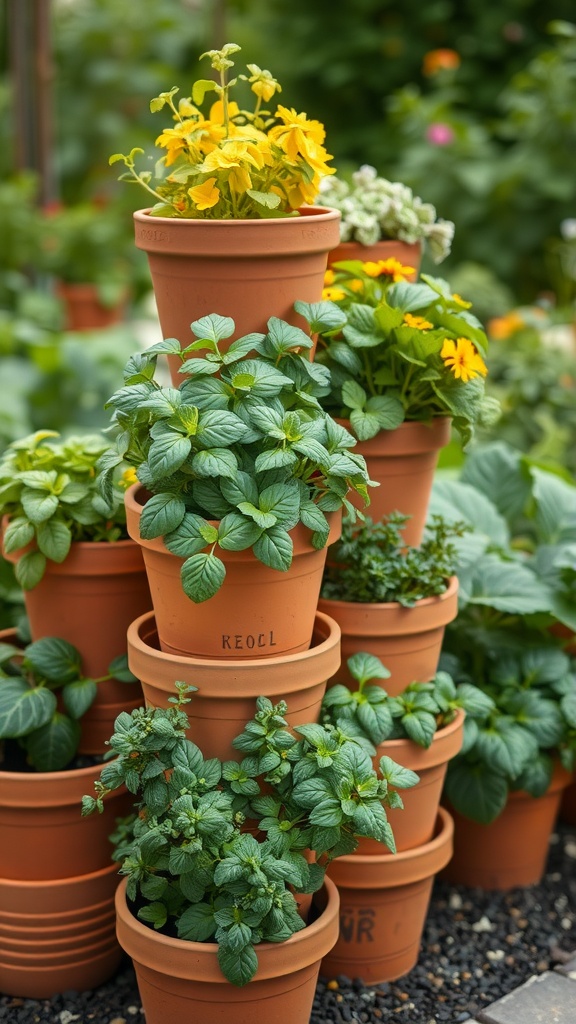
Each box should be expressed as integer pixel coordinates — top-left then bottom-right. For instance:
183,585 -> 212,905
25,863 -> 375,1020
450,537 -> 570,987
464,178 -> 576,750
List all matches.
441,337 -> 488,383
363,258 -> 415,282
487,312 -> 525,340
422,49 -> 461,76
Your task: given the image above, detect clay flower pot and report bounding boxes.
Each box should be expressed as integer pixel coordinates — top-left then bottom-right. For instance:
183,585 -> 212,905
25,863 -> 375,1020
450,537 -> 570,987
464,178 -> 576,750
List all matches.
55,281 -> 128,331
355,708 -> 465,854
318,576 -> 459,695
133,206 -> 340,381
125,484 -> 341,660
328,239 -> 421,279
127,609 -> 341,762
443,761 -> 573,890
115,875 -> 340,1024
340,418 -> 452,544
322,808 -> 454,983
559,775 -> 576,826
0,543 -> 151,754
0,863 -> 122,998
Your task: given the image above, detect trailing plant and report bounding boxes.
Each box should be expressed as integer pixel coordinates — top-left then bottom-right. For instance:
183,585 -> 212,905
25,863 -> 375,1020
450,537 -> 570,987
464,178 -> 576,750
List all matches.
83,684 -> 418,986
320,511 -> 465,606
0,431 -> 135,590
110,42 -> 335,219
0,636 -> 136,772
317,164 -> 454,263
99,309 -> 372,604
321,651 -> 491,751
312,275 -> 499,445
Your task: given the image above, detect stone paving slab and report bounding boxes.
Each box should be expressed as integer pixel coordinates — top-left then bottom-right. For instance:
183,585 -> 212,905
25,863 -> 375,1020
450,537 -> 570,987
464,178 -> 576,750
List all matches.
475,970 -> 576,1024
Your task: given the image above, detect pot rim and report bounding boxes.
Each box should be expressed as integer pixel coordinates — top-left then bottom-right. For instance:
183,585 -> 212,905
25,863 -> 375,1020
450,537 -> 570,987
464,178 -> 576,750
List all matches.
134,205 -> 340,226
115,874 -> 340,983
1,522 -> 142,575
317,575 -> 458,636
376,706 -> 465,771
326,807 -> 454,888
0,754 -> 122,808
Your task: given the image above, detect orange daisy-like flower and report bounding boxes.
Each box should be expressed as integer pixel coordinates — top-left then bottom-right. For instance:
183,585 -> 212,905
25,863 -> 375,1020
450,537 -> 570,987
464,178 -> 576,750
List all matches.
422,49 -> 461,76
441,337 -> 488,383
403,313 -> 433,331
362,258 -> 415,282
487,312 -> 525,340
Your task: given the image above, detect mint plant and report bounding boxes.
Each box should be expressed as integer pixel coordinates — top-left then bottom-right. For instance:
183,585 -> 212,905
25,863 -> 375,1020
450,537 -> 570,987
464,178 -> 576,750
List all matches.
0,636 -> 136,771
99,310 -> 372,603
0,431 -> 134,590
83,684 -> 418,986
321,651 -> 491,750
320,512 -> 465,606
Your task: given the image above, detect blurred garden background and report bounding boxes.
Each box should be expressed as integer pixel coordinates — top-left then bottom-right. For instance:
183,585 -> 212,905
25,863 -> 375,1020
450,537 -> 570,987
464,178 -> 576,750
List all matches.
0,0 -> 575,626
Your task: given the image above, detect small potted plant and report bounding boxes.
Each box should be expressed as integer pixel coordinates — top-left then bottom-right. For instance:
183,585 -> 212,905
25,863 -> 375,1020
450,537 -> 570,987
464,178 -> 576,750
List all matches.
317,163 -> 455,272
318,511 -> 462,691
430,442 -> 576,887
311,276 -> 499,541
0,431 -> 151,750
82,684 -> 419,1021
110,43 -> 340,363
100,310 -> 372,661
0,634 -> 134,998
38,200 -> 134,331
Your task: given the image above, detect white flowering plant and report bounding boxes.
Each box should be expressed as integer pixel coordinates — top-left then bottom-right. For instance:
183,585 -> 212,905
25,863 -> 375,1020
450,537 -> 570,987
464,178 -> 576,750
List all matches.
318,165 -> 454,264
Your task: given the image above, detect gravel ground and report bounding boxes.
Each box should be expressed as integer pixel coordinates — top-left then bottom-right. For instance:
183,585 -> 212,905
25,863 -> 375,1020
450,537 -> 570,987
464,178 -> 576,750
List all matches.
1,822 -> 575,1024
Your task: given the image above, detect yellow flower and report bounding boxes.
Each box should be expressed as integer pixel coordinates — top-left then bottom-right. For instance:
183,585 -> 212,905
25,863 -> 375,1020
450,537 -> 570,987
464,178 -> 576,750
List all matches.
188,177 -> 221,210
246,64 -> 282,103
121,467 -> 138,487
322,286 -> 346,302
324,269 -> 336,285
404,313 -> 434,331
209,99 -> 241,124
268,106 -> 327,163
350,279 -> 364,293
363,258 -> 415,282
452,293 -> 472,309
441,337 -> 488,382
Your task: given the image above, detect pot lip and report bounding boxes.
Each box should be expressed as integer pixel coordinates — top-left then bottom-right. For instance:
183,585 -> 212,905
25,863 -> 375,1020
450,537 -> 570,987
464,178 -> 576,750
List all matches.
0,860 -> 120,894
376,706 -> 465,770
1,522 -> 142,574
336,415 -> 452,452
0,753 -> 122,806
128,608 -> 341,689
134,205 -> 341,226
115,874 -> 339,983
330,238 -> 423,253
327,807 -> 454,888
318,574 -> 459,616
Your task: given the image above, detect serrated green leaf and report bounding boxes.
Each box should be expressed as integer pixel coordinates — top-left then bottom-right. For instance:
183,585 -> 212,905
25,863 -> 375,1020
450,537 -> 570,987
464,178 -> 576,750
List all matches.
0,680 -> 57,738
253,527 -> 293,571
181,551 -> 226,602
35,519 -> 72,563
25,637 -> 82,682
2,517 -> 35,554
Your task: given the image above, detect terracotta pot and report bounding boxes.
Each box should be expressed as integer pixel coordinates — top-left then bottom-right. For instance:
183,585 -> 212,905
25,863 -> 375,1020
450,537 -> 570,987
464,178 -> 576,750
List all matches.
443,761 -> 573,889
355,708 -> 465,854
322,808 -> 453,983
133,206 -> 340,382
0,539 -> 151,753
559,775 -> 576,826
125,484 -> 341,660
0,863 -> 122,998
340,418 -> 452,544
318,576 -> 458,695
0,757 -> 132,881
127,609 -> 341,762
115,875 -> 339,1024
328,239 -> 421,280
55,281 -> 127,331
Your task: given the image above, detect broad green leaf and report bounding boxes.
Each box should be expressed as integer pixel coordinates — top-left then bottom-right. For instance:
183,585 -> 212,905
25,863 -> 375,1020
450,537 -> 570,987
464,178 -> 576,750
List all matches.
177,903 -> 216,942
62,678 -> 98,719
21,489 -> 58,524
2,517 -> 35,554
237,502 -> 277,529
217,512 -> 263,551
347,652 -> 390,685
445,761 -> 509,824
22,712 -> 81,772
253,527 -> 293,571
36,519 -> 72,563
460,443 -> 529,524
190,313 -> 235,343
365,395 -> 404,430
385,281 -> 438,311
293,300 -> 347,334
246,188 -> 281,209
258,482 -> 300,525
14,550 -> 46,589
25,637 -> 83,682
196,410 -> 248,447
138,389 -> 183,418
192,78 -> 217,105
191,448 -> 238,478
181,552 -> 226,602
147,432 -> 191,479
467,554 -> 552,615
139,493 -> 186,540
137,902 -> 168,930
401,711 -> 437,748
531,467 -> 576,544
341,380 -> 367,411
265,317 -> 312,354
0,679 -> 56,738
165,512 -> 215,556
430,480 -> 509,547
378,755 -> 419,789
217,942 -> 258,987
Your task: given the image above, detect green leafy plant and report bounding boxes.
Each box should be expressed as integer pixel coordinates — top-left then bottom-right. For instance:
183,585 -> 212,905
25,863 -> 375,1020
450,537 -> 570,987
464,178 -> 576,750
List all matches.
321,651 -> 491,750
110,42 -> 334,219
317,165 -> 454,263
0,431 -> 135,591
83,684 -> 418,986
313,275 -> 499,445
320,512 -> 465,606
0,636 -> 136,771
99,310 -> 372,604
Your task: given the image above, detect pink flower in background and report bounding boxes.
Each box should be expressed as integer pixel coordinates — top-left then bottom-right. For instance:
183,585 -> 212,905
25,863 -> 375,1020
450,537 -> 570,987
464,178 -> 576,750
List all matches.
426,123 -> 455,146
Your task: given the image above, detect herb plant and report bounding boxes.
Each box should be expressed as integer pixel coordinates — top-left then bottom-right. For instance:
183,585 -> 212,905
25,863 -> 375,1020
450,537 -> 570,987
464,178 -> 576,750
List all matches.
0,431 -> 134,590
111,42 -> 334,219
99,309 -> 372,604
321,652 -> 491,750
0,636 -> 136,772
320,512 -> 464,606
317,164 -> 455,263
83,684 -> 418,986
313,274 -> 499,445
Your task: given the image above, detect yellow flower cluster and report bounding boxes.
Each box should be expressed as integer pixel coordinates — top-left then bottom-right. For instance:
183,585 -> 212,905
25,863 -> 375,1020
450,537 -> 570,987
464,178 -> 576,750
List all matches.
441,337 -> 488,383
